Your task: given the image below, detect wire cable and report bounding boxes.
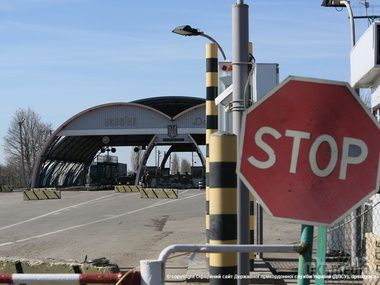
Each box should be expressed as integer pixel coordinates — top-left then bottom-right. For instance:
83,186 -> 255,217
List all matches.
243,53 -> 256,109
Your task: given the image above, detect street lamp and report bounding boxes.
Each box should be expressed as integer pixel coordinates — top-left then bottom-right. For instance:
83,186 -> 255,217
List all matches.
172,25 -> 227,60
322,0 -> 360,267
321,0 -> 346,7
321,0 -> 356,47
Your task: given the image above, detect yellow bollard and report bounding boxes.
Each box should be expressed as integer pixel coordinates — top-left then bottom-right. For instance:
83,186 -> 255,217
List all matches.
209,132 -> 237,284
205,43 -> 218,248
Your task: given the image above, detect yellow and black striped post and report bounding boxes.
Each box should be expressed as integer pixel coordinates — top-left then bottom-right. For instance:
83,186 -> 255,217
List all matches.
248,42 -> 255,271
249,193 -> 255,271
206,43 -> 219,246
209,133 -> 237,284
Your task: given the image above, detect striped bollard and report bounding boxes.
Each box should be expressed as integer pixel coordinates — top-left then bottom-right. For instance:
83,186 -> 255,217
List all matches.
248,42 -> 255,271
209,132 -> 237,284
205,43 -> 219,247
249,193 -> 255,271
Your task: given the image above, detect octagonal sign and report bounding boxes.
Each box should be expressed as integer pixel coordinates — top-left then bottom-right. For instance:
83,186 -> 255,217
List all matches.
238,76 -> 380,225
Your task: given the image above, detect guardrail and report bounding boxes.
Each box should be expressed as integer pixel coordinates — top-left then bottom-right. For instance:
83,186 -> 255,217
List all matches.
140,243 -> 304,285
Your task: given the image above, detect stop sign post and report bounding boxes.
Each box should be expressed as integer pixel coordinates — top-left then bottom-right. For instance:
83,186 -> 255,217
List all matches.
238,76 -> 380,226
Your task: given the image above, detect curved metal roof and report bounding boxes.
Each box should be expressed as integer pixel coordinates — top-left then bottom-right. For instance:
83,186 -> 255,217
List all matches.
32,97 -> 206,188
133,96 -> 204,118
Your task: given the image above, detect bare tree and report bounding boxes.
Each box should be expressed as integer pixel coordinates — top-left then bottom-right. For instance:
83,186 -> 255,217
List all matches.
180,158 -> 191,174
130,147 -> 142,172
4,108 -> 52,181
172,153 -> 179,174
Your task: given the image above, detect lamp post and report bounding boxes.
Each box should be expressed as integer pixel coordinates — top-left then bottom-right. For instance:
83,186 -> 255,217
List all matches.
18,119 -> 27,187
172,25 -> 227,60
321,0 -> 356,47
322,0 -> 360,269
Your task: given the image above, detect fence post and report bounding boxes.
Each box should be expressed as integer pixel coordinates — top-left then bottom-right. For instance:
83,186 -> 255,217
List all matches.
140,260 -> 164,285
315,226 -> 327,285
297,225 -> 314,285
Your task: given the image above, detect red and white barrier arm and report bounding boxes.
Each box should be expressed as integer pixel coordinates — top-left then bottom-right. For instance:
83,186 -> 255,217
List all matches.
0,272 -> 141,284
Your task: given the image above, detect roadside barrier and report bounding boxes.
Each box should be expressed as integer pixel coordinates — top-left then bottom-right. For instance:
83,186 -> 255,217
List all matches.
205,43 -> 219,247
140,243 -> 303,285
140,188 -> 178,199
0,271 -> 141,284
23,188 -> 61,201
115,185 -> 141,193
0,185 -> 13,192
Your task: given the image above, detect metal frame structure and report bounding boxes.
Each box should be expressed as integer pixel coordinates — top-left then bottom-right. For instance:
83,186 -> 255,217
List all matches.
31,97 -> 207,188
140,243 -> 303,285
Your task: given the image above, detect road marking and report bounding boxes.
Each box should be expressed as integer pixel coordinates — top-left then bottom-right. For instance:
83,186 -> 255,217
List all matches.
0,193 -> 122,231
0,190 -> 189,231
0,192 -> 204,247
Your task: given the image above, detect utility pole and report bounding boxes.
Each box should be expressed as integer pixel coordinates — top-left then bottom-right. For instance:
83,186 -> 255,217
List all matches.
232,1 -> 250,283
18,119 -> 27,187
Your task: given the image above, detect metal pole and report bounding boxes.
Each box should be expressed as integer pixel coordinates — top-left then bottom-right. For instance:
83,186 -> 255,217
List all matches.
142,243 -> 303,285
297,225 -> 314,285
141,260 -> 164,285
158,244 -> 304,263
341,0 -> 356,47
232,1 -> 250,282
249,193 -> 255,270
169,154 -> 172,175
341,0 -> 360,266
199,34 -> 227,61
255,202 -> 263,257
315,226 -> 327,285
18,120 -> 27,187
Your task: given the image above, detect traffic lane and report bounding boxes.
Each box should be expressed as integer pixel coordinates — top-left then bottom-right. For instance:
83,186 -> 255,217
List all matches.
0,192 -> 144,244
0,190 -> 196,244
0,189 -> 195,242
0,190 -> 205,266
0,191 -> 119,228
0,189 -> 196,230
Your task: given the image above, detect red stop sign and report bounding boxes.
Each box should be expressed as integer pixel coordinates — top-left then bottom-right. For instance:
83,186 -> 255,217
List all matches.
238,77 -> 380,225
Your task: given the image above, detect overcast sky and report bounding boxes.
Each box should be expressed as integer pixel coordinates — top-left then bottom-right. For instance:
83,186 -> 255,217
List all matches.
0,0 -> 378,165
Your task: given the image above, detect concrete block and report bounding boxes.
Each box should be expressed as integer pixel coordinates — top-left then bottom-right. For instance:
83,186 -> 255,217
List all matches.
0,185 -> 13,192
140,188 -> 178,199
23,188 -> 61,201
115,185 -> 141,193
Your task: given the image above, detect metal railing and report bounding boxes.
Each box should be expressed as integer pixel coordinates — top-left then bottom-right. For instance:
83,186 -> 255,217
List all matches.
140,243 -> 304,285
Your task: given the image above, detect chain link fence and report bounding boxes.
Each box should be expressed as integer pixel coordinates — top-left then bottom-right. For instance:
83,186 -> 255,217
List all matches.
261,194 -> 380,284
325,194 -> 380,284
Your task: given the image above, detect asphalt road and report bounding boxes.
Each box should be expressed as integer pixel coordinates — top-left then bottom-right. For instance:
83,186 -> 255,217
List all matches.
0,189 -> 206,268
0,188 -> 300,276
